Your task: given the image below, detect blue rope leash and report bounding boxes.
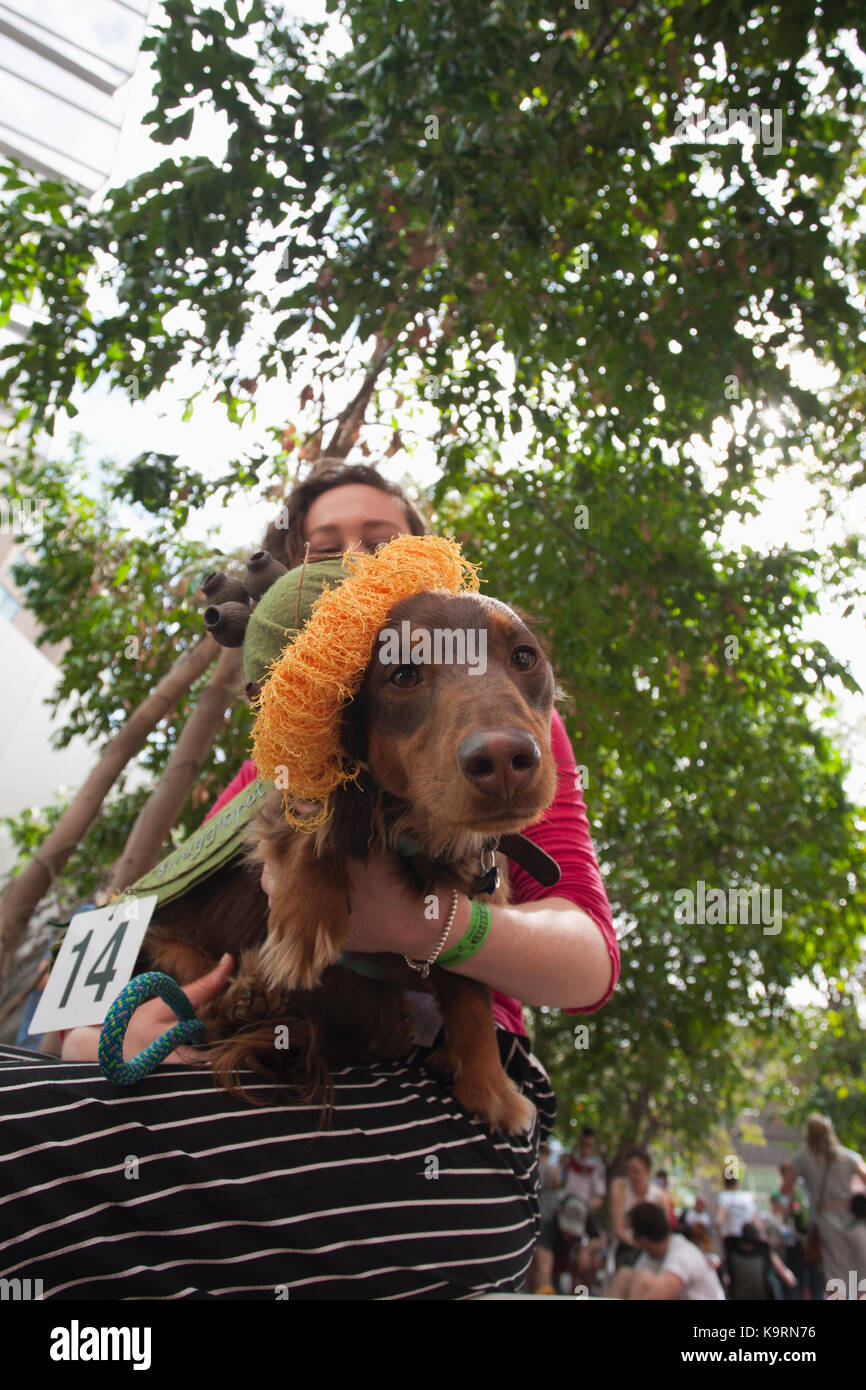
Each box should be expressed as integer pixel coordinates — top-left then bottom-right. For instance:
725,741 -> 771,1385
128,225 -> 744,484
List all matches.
98,972 -> 207,1085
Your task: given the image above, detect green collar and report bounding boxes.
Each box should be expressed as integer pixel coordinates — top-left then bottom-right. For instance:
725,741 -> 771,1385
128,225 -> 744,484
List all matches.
337,951 -> 386,980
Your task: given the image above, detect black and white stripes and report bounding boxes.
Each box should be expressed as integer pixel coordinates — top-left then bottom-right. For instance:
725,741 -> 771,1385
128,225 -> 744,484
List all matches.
0,1032 -> 555,1300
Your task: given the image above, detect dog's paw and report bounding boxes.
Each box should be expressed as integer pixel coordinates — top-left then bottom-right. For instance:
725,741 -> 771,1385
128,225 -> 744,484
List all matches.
203,970 -> 278,1033
428,1050 -> 536,1134
261,930 -> 341,993
453,1070 -> 536,1136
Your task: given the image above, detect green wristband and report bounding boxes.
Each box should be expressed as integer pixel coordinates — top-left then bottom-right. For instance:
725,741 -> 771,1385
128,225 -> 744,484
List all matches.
437,901 -> 491,969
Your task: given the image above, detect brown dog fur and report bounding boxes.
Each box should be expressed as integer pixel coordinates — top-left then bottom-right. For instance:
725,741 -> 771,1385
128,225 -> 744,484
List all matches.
139,590 -> 557,1133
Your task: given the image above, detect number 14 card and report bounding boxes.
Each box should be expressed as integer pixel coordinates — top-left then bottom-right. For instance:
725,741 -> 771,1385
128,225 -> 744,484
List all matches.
29,896 -> 157,1034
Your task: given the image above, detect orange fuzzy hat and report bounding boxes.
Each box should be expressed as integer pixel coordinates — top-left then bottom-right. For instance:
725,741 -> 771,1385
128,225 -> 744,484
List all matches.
251,534 -> 481,827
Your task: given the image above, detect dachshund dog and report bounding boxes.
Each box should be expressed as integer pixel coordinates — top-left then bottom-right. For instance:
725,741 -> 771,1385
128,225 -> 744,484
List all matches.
140,589 -> 557,1133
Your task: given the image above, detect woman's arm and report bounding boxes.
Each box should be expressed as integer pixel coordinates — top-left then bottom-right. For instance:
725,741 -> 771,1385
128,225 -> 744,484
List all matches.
770,1251 -> 798,1289
609,1177 -> 630,1245
505,709 -> 619,1012
342,855 -> 612,1008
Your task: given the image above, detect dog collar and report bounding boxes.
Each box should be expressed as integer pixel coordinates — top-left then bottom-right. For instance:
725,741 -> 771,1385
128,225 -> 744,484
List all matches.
497,833 -> 562,888
395,832 -> 560,891
338,951 -> 386,980
473,846 -> 500,896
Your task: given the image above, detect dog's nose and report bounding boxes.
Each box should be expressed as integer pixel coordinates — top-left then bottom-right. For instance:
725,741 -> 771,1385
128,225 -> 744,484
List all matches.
457,729 -> 541,800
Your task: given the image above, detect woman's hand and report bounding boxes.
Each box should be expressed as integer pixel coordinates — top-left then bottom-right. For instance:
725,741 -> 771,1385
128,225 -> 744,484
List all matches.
61,955 -> 236,1065
343,854 -> 446,958
341,851 -> 613,1010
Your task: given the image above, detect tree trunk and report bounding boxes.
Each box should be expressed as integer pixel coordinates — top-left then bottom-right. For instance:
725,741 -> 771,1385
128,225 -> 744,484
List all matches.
105,645 -> 245,894
324,333 -> 395,457
0,636 -> 218,979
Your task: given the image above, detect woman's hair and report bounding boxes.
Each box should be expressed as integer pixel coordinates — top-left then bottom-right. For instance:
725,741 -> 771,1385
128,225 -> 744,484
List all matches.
262,459 -> 430,568
624,1147 -> 652,1169
805,1113 -> 842,1162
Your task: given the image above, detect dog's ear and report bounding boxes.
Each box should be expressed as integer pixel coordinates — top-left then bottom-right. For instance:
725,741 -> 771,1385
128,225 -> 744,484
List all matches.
338,691 -> 368,764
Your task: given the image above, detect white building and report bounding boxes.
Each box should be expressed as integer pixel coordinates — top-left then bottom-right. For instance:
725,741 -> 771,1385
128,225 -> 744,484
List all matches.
0,533 -> 98,881
0,1 -> 154,880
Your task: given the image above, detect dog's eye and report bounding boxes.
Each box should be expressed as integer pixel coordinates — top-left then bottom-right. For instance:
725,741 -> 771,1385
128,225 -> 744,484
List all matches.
512,646 -> 538,670
390,665 -> 421,688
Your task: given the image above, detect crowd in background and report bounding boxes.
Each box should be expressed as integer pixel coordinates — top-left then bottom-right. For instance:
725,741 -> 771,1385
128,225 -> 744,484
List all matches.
528,1114 -> 866,1300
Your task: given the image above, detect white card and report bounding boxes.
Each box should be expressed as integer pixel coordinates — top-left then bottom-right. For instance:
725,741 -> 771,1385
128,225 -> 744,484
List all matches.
29,896 -> 157,1034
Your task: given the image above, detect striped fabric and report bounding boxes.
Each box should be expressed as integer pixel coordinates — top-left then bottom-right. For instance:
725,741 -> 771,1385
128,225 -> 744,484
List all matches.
0,1032 -> 554,1300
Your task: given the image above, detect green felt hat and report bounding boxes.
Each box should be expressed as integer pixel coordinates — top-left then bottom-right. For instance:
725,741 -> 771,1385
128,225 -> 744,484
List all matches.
243,556 -> 345,686
120,554 -> 349,909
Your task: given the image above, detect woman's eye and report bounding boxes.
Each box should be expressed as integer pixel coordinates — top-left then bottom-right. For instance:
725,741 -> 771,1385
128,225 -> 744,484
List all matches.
512,646 -> 537,670
390,665 -> 420,688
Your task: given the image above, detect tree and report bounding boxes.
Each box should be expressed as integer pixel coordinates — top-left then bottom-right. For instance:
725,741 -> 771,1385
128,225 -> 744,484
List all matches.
441,453 -> 866,1158
758,969 -> 866,1156
0,452 -> 250,971
2,0 -> 865,489
0,1 -> 863,1154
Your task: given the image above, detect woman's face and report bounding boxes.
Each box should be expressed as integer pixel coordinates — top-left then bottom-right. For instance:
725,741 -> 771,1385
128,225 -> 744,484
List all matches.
627,1158 -> 650,1189
304,483 -> 411,556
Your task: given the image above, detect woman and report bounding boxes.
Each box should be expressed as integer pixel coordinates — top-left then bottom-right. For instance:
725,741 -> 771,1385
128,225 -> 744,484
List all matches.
784,1113 -> 866,1300
609,1148 -> 674,1268
204,460 -> 619,1023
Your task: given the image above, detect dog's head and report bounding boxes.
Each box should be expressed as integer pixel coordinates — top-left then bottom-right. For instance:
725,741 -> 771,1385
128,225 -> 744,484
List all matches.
340,589 -> 557,853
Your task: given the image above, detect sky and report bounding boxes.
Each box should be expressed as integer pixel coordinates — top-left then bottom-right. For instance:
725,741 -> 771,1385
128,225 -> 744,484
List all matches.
16,0 -> 866,802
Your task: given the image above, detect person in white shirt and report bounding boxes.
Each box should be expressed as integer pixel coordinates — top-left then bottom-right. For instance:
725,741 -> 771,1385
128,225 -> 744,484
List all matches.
562,1129 -> 607,1213
605,1202 -> 725,1301
681,1194 -> 714,1256
561,1128 -> 608,1288
715,1175 -> 760,1239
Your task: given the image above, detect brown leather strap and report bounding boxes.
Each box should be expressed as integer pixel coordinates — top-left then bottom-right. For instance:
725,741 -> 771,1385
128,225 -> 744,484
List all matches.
498,833 -> 562,888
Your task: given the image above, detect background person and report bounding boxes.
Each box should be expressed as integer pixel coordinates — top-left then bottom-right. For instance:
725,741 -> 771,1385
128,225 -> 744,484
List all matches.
562,1127 -> 607,1214
609,1148 -> 674,1269
604,1201 -> 725,1301
714,1172 -> 759,1241
681,1194 -> 714,1257
527,1142 -> 562,1294
784,1114 -> 866,1300
560,1127 -> 608,1290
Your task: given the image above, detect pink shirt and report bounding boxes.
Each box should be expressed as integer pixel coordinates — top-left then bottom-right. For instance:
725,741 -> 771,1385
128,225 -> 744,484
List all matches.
205,710 -> 619,1034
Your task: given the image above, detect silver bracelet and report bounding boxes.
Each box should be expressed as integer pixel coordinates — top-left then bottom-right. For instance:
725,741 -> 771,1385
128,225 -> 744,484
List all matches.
403,889 -> 460,978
